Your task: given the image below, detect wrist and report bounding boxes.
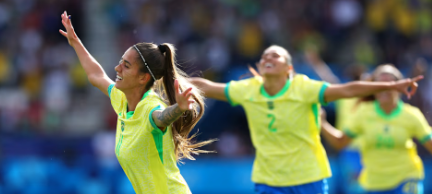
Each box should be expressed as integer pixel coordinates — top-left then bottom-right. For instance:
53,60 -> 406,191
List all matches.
70,38 -> 81,48
176,103 -> 188,112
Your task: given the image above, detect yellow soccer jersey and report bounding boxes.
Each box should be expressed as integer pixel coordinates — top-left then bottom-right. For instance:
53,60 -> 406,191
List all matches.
225,74 -> 331,186
108,84 -> 191,194
336,98 -> 359,130
344,101 -> 432,191
336,98 -> 362,149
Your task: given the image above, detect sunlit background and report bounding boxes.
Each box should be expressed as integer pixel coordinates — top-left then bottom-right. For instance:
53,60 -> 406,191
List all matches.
1,0 -> 432,193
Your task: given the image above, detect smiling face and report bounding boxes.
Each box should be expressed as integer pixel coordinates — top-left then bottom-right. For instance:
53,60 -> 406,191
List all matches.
257,46 -> 291,77
114,48 -> 149,92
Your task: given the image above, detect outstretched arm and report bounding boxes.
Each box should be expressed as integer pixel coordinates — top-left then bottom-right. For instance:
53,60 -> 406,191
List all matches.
152,80 -> 195,130
320,109 -> 352,150
323,76 -> 423,103
189,77 -> 227,101
59,11 -> 113,96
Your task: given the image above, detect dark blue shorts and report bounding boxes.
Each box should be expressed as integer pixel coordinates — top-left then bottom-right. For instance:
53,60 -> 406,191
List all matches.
255,179 -> 328,194
366,179 -> 423,194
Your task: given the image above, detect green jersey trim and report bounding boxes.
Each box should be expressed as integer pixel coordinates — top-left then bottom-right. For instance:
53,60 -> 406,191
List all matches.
312,103 -> 320,129
224,83 -> 237,106
374,100 -> 403,120
420,134 -> 432,144
319,83 -> 329,105
126,111 -> 134,119
125,90 -> 153,119
343,129 -> 357,138
149,105 -> 167,164
108,84 -> 114,98
260,79 -> 292,100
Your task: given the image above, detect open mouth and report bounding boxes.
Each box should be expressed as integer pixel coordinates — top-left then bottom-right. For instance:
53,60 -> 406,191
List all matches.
265,63 -> 274,68
116,75 -> 123,81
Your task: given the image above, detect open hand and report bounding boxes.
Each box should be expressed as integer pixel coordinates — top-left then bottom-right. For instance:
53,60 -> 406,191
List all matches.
59,11 -> 79,46
392,75 -> 423,99
175,79 -> 195,112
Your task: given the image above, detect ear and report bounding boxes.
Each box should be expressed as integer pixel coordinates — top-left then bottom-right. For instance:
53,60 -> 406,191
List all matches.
139,73 -> 151,85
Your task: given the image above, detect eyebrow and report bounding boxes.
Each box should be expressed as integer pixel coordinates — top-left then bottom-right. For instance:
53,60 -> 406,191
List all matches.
122,58 -> 133,66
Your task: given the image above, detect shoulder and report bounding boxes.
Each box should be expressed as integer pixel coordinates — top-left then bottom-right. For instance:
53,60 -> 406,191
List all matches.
230,76 -> 262,86
138,92 -> 167,112
293,74 -> 310,81
401,103 -> 422,117
351,102 -> 374,118
291,74 -> 323,87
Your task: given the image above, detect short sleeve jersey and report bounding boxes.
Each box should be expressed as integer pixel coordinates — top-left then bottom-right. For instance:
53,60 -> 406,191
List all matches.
344,101 -> 432,190
225,74 -> 331,186
108,84 -> 191,194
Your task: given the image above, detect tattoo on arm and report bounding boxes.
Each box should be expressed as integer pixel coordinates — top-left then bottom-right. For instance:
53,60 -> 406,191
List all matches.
153,104 -> 184,128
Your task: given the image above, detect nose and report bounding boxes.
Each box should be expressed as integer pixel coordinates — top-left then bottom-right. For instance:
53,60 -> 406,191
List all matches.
115,64 -> 121,72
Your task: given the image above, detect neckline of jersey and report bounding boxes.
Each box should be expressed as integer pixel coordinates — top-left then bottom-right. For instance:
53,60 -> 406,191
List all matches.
126,89 -> 152,119
373,100 -> 403,120
260,79 -> 292,100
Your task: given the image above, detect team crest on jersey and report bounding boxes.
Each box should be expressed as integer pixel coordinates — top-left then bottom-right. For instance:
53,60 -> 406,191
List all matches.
121,121 -> 125,132
267,101 -> 274,110
384,125 -> 389,133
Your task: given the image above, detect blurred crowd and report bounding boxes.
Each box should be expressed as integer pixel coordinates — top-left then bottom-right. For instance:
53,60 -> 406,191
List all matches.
1,0 -> 432,193
0,0 -> 431,154
1,0 -> 432,155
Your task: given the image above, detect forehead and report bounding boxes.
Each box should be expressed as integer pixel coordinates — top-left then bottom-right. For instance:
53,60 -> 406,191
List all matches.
376,73 -> 397,81
263,47 -> 286,56
122,48 -> 138,62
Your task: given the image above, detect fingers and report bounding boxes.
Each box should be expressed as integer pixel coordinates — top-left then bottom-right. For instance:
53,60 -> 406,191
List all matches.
61,11 -> 73,29
59,29 -> 67,37
174,79 -> 180,94
182,87 -> 193,96
409,82 -> 418,97
185,92 -> 193,100
412,75 -> 424,82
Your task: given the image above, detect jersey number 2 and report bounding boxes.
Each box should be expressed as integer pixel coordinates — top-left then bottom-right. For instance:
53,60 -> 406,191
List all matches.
267,114 -> 277,132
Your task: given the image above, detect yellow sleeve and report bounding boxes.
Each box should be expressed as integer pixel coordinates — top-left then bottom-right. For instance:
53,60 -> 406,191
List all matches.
410,108 -> 432,144
108,84 -> 125,114
148,102 -> 168,135
343,105 -> 364,138
225,78 -> 255,106
293,75 -> 330,105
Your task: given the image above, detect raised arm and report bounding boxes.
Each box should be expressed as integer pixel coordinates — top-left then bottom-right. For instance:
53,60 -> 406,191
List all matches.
59,11 -> 113,96
188,77 -> 227,101
323,76 -> 423,103
305,48 -> 340,84
151,80 -> 196,130
320,109 -> 352,150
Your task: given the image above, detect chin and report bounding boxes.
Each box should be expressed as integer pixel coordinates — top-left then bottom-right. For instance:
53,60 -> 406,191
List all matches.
261,71 -> 283,77
114,83 -> 123,90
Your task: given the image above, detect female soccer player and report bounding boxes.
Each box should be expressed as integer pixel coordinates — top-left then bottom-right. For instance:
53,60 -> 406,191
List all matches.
59,11 -> 213,194
190,45 -> 422,194
321,64 -> 432,194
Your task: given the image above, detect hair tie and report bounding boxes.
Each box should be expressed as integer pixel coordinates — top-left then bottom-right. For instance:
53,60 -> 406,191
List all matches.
158,44 -> 166,53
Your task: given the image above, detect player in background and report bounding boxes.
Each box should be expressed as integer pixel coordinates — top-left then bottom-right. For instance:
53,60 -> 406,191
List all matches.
59,11 -> 214,194
321,64 -> 432,194
305,48 -> 368,193
189,45 -> 422,194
